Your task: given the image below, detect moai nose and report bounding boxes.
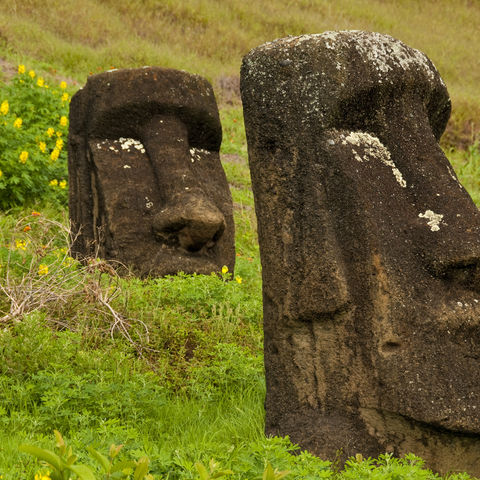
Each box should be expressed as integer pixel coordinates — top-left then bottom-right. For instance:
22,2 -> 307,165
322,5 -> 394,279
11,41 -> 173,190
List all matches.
152,193 -> 226,252
138,114 -> 226,252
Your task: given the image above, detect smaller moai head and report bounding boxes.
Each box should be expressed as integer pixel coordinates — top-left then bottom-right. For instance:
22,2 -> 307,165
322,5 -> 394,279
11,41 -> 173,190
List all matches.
68,67 -> 235,277
241,31 -> 480,475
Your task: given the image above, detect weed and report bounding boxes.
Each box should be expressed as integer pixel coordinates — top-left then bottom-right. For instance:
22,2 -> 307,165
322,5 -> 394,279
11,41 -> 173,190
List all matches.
20,430 -> 153,480
0,67 -> 69,209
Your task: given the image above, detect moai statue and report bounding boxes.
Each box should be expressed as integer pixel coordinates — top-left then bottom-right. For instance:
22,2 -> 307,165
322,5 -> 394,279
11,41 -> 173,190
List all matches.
241,31 -> 480,475
68,67 -> 235,277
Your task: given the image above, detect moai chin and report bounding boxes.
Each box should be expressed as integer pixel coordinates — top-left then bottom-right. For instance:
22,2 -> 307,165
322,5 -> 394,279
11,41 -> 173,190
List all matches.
68,67 -> 235,277
241,31 -> 480,475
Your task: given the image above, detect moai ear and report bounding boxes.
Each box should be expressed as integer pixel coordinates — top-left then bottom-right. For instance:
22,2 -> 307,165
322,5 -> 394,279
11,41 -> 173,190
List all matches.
240,123 -> 351,322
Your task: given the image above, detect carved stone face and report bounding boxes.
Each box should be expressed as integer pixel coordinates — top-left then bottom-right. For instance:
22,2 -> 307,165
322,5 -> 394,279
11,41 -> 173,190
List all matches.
68,67 -> 235,277
241,31 -> 480,475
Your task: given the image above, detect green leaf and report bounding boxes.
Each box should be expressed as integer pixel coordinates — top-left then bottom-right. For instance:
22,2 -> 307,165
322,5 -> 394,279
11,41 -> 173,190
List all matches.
19,444 -> 63,471
109,444 -> 124,459
110,460 -> 137,474
195,462 -> 210,480
66,454 -> 78,466
263,463 -> 275,480
211,471 -> 234,478
87,446 -> 110,472
111,471 -> 130,479
262,463 -> 290,480
66,463 -> 96,480
133,457 -> 150,480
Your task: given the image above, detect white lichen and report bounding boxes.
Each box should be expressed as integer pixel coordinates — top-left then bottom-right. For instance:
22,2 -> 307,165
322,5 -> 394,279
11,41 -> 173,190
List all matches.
116,137 -> 146,153
340,131 -> 406,188
189,147 -> 211,163
418,209 -> 444,231
254,30 -> 437,82
244,31 -> 440,115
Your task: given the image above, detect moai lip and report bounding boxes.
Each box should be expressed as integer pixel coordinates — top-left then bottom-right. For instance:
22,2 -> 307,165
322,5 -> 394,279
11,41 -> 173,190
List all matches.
241,31 -> 480,475
68,67 -> 235,277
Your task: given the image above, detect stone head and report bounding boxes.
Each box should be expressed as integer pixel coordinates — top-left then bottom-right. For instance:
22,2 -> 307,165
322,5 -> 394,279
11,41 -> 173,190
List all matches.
241,31 -> 480,474
68,67 -> 235,277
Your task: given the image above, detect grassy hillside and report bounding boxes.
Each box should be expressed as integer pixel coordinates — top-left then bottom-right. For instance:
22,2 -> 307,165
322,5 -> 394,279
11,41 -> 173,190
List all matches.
0,0 -> 480,144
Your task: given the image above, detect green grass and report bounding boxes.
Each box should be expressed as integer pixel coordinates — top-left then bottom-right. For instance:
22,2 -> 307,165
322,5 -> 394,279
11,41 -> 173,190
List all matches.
448,145 -> 480,205
1,1 -> 480,144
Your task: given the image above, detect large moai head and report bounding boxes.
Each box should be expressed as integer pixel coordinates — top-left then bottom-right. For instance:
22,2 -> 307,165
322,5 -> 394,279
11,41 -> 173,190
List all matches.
68,67 -> 235,277
241,31 -> 480,475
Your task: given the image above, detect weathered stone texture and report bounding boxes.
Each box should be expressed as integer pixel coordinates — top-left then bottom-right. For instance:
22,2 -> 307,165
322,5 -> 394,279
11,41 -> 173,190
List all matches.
68,67 -> 235,277
241,31 -> 480,475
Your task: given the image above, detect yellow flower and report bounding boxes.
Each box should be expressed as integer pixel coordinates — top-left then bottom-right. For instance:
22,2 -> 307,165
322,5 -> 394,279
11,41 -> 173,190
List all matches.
18,64 -> 25,74
221,265 -> 229,275
39,141 -> 46,153
19,151 -> 28,164
0,169 -> 3,177
50,148 -> 60,162
56,138 -> 64,150
59,180 -> 67,189
62,256 -> 75,267
61,92 -> 69,102
47,127 -> 55,137
0,100 -> 9,115
49,179 -> 58,187
15,239 -> 27,251
37,77 -> 44,87
38,264 -> 49,276
13,117 -> 22,128
56,131 -> 62,137
59,116 -> 68,127
235,276 -> 243,284
60,81 -> 67,89
29,70 -> 35,78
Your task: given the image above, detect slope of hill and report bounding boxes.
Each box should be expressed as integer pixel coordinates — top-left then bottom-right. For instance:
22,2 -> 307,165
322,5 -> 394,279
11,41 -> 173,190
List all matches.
0,0 -> 479,144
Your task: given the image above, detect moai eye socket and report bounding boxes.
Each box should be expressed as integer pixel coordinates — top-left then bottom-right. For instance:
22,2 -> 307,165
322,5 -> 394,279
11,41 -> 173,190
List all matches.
68,67 -> 235,277
241,30 -> 480,477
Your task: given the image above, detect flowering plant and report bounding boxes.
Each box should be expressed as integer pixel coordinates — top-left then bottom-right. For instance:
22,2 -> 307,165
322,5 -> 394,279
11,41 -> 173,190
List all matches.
0,65 -> 70,210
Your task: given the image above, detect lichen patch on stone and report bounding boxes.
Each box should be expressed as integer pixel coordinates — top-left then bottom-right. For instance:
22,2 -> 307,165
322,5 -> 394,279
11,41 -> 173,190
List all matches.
250,30 -> 437,84
117,137 -> 146,153
418,209 -> 444,231
340,131 -> 406,188
189,147 -> 211,162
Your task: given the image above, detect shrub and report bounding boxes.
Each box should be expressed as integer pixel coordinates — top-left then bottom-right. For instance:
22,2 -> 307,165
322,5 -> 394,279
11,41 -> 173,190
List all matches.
0,66 -> 70,210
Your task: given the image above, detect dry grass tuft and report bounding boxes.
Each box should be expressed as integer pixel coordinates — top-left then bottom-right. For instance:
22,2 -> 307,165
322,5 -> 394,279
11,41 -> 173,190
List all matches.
0,214 -> 149,354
